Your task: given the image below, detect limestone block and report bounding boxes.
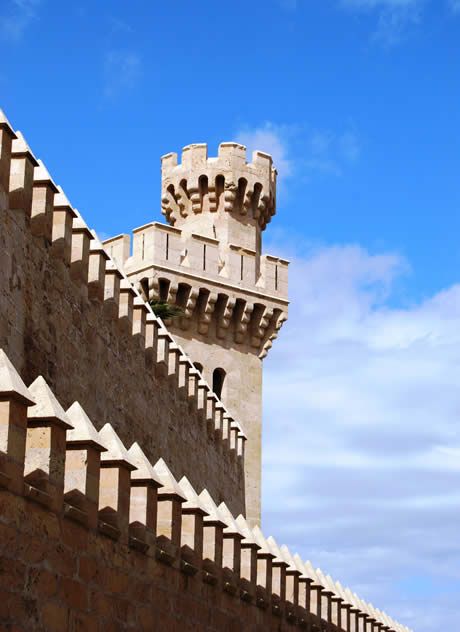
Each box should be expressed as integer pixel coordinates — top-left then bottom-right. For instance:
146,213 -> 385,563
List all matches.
280,544 -> 302,622
25,376 -> 73,511
118,277 -> 135,334
103,259 -> 122,319
65,402 -> 107,528
9,130 -> 38,215
51,186 -> 77,264
251,525 -> 275,609
98,423 -> 137,541
88,232 -> 109,302
132,295 -> 148,346
31,159 -> 58,240
266,536 -> 288,617
153,458 -> 186,563
70,210 -> 92,285
198,488 -> 227,581
0,349 -> 35,493
177,475 -> 208,574
127,442 -> 162,549
0,109 -> 16,204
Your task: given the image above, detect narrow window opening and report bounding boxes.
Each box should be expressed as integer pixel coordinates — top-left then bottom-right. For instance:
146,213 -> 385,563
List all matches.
142,234 -> 145,261
212,368 -> 226,399
240,255 -> 244,281
275,264 -> 278,291
159,279 -> 169,301
203,244 -> 207,271
166,233 -> 169,260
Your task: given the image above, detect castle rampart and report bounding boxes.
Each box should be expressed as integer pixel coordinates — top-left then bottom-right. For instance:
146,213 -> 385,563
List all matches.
0,347 -> 409,632
0,110 -> 245,519
0,108 -> 412,632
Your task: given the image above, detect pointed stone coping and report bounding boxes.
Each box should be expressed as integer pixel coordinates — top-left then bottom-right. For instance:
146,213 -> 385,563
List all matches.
98,424 -> 137,470
326,575 -> 343,602
177,476 -> 208,516
292,554 -> 314,582
251,525 -> 275,558
120,277 -> 136,294
217,502 -> 244,539
133,295 -> 149,312
367,603 -> 380,624
105,257 -> 124,279
316,568 -> 333,595
72,208 -> 93,237
354,593 -> 370,617
198,489 -> 228,528
0,109 -> 17,138
33,159 -> 58,193
279,544 -> 302,576
235,514 -> 260,548
266,536 -> 289,567
65,402 -> 107,452
197,378 -> 210,390
27,376 -> 73,430
54,185 -> 77,215
357,595 -> 373,619
334,580 -> 351,606
89,230 -> 110,256
0,349 -> 35,406
11,131 -> 38,165
157,327 -> 174,343
206,392 -> 218,402
127,442 -> 162,487
303,560 -> 323,588
178,352 -> 194,369
344,588 -> 360,611
152,458 -> 187,502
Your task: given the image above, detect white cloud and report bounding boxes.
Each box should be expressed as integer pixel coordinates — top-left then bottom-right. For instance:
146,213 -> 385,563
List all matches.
262,240 -> 460,632
104,50 -> 142,98
236,122 -> 294,181
0,0 -> 41,40
235,123 -> 360,184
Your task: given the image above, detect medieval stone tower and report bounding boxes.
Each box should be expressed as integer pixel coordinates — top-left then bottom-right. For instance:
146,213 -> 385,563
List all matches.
104,142 -> 289,527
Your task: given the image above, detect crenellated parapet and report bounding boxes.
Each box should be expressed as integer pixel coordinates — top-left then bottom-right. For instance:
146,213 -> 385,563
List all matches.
161,143 -> 276,230
0,346 -> 412,632
0,107 -> 247,517
107,222 -> 289,359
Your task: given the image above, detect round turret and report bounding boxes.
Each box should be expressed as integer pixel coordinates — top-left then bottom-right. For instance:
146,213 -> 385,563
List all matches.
161,142 -> 277,231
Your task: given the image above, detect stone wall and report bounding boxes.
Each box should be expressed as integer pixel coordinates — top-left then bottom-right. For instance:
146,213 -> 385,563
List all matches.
0,112 -> 245,519
0,353 -> 384,632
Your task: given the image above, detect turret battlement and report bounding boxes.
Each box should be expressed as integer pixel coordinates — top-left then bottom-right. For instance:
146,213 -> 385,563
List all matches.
161,142 -> 277,230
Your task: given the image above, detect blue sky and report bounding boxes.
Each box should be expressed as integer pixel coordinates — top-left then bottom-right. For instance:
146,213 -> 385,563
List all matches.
3,1 -> 460,630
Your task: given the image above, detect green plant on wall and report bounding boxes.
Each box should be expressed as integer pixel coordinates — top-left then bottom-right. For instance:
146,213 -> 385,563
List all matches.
149,300 -> 183,321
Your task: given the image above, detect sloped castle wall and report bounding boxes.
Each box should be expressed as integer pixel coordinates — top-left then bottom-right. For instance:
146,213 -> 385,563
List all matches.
0,115 -> 245,519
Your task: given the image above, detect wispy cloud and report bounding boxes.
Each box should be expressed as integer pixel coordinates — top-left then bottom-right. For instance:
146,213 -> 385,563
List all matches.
236,122 -> 295,181
104,50 -> 142,98
341,0 -> 424,45
262,238 -> 460,631
0,0 -> 41,40
235,122 -> 360,184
